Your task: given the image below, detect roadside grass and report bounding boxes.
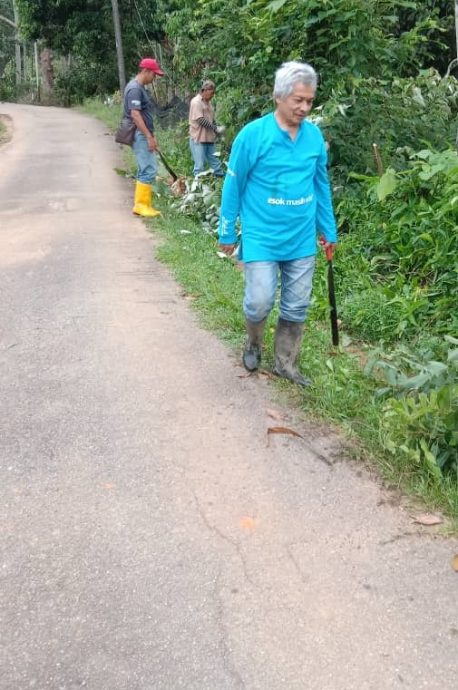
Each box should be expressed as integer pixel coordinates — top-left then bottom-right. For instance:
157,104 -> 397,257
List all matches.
79,97 -> 121,130
81,99 -> 458,528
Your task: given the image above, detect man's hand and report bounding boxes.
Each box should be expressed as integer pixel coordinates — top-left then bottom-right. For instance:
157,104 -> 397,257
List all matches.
218,242 -> 236,257
216,125 -> 226,136
320,237 -> 336,260
130,109 -> 159,151
147,134 -> 159,152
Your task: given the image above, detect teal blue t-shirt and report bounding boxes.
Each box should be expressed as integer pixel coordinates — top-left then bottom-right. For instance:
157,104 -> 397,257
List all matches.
218,113 -> 337,262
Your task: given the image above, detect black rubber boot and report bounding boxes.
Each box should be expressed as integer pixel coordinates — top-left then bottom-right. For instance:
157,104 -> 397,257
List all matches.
242,319 -> 266,371
273,318 -> 311,387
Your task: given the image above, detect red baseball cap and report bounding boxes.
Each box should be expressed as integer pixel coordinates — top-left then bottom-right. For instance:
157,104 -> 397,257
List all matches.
139,58 -> 164,76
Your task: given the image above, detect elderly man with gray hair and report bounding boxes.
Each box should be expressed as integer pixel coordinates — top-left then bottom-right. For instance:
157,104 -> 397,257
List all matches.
189,80 -> 225,177
218,61 -> 337,387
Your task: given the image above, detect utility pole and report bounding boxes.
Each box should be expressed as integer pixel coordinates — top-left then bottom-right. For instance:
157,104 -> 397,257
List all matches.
111,0 -> 126,93
455,1 -> 458,61
12,1 -> 21,85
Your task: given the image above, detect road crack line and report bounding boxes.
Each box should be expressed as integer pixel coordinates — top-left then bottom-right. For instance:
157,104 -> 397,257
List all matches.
191,490 -> 255,587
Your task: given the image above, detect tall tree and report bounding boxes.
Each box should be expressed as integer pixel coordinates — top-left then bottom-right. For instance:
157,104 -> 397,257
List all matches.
13,0 -> 167,95
0,0 -> 16,76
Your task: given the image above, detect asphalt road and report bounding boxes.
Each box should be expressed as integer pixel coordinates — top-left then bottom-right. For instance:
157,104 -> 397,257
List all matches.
0,103 -> 457,690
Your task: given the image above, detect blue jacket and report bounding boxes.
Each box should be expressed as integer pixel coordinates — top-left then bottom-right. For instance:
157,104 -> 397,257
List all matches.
218,113 -> 337,262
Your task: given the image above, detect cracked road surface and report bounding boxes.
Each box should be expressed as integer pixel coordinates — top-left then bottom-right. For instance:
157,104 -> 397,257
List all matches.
0,103 -> 457,690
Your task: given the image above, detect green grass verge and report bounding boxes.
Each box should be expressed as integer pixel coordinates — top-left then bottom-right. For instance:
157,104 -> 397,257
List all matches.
81,98 -> 458,528
78,97 -> 122,130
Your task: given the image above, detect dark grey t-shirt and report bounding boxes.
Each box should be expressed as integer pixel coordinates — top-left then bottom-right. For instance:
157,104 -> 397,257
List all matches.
123,79 -> 154,133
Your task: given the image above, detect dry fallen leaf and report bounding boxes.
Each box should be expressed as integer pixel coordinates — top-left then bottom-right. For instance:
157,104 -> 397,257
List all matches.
412,513 -> 443,526
267,426 -> 304,440
258,369 -> 275,380
452,555 -> 458,572
266,408 -> 284,421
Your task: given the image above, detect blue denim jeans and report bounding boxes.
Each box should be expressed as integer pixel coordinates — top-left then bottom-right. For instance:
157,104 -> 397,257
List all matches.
132,131 -> 158,184
243,257 -> 316,323
189,139 -> 224,176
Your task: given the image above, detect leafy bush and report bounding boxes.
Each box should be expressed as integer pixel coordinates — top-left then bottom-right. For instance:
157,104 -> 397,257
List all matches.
55,61 -> 118,106
321,71 -> 458,178
366,337 -> 458,482
0,64 -> 16,101
340,289 -> 405,342
171,174 -> 222,233
331,148 -> 458,341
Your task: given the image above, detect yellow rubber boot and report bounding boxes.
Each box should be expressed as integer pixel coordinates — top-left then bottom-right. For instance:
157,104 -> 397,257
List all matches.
132,181 -> 161,217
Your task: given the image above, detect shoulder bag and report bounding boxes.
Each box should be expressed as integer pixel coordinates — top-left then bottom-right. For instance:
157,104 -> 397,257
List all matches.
114,117 -> 136,146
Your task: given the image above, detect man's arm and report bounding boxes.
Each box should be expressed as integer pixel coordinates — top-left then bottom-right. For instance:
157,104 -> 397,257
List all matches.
130,109 -> 159,152
218,132 -> 251,251
314,138 -> 337,252
195,115 -> 218,133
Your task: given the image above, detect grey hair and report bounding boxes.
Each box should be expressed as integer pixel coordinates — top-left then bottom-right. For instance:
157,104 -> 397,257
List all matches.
201,79 -> 215,91
273,61 -> 317,99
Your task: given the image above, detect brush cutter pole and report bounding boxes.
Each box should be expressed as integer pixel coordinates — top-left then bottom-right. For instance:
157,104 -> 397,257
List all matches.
320,238 -> 339,347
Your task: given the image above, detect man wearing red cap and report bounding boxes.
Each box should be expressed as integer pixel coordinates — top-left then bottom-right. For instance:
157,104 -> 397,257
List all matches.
122,57 -> 164,217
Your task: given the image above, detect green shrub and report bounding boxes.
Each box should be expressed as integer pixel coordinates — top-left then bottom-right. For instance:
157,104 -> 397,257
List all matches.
340,289 -> 404,343
366,337 -> 458,482
172,174 -> 222,233
55,61 -> 118,106
321,71 -> 458,178
329,148 -> 458,341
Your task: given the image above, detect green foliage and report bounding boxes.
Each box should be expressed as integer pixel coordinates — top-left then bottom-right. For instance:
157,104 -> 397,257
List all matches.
172,175 -> 222,233
161,0 -> 456,133
320,71 -> 458,177
340,289 -> 405,342
0,0 -> 15,76
16,0 -> 112,54
156,1 -> 458,186
13,0 -> 167,102
366,337 -> 458,481
55,59 -> 117,105
79,95 -> 123,128
331,148 -> 458,341
397,0 -> 456,75
0,59 -> 15,100
163,0 -> 434,89
155,119 -> 227,231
